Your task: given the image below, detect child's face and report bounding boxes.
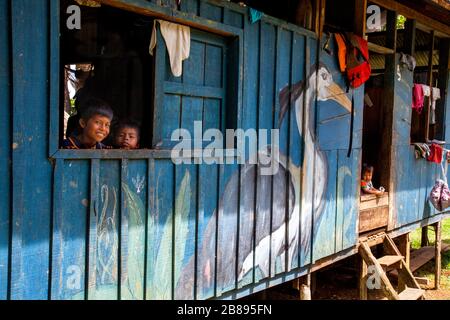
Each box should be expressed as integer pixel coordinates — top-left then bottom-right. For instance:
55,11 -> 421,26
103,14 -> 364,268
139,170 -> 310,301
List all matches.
363,170 -> 373,181
116,127 -> 139,149
80,114 -> 111,144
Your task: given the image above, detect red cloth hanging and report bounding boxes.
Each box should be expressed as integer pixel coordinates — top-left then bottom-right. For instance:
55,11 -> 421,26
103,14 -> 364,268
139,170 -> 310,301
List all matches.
427,143 -> 443,163
412,83 -> 424,114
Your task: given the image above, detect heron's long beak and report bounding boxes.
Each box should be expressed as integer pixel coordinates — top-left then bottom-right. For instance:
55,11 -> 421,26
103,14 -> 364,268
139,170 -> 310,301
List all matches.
326,82 -> 352,112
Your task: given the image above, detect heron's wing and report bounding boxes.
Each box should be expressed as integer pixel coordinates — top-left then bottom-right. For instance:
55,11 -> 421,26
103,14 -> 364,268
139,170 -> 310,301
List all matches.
278,80 -> 305,128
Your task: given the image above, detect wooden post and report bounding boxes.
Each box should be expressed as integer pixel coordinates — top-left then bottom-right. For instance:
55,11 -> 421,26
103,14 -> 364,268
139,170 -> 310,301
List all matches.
354,0 -> 367,37
382,9 -> 397,230
434,222 -> 442,290
298,274 -> 312,300
359,256 -> 368,300
404,19 -> 416,56
421,226 -> 429,247
425,30 -> 435,141
397,233 -> 410,292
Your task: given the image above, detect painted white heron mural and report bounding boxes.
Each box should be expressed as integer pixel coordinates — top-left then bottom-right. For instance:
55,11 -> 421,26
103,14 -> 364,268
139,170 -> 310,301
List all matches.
174,60 -> 353,298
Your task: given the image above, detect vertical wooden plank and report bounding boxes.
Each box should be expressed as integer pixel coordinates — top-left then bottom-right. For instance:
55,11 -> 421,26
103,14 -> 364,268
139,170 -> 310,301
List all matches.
174,164 -> 197,300
49,0 -> 60,155
199,1 -> 223,23
183,40 -> 205,86
299,37 -> 314,267
51,160 -> 89,300
288,33 -> 305,271
312,150 -> 337,261
146,160 -> 173,300
196,162 -> 219,299
435,221 -> 441,290
10,0 -> 51,300
223,8 -> 243,29
88,160 -> 120,300
204,44 -> 223,88
237,17 -> 259,288
436,39 -> 449,141
179,0 -> 198,16
216,162 -> 239,296
0,0 -> 11,300
256,21 -> 276,283
271,27 -> 291,276
342,149 -> 360,249
353,0 -> 367,36
121,160 -> 147,300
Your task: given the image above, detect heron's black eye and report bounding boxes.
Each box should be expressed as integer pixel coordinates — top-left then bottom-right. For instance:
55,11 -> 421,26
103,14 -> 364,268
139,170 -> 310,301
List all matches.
321,73 -> 327,80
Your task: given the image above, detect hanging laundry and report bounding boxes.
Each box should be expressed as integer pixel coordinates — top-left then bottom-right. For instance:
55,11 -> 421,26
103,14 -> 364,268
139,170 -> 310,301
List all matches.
413,143 -> 430,159
249,8 -> 263,24
427,143 -> 443,164
412,83 -> 424,114
399,53 -> 416,72
149,20 -> 190,77
430,87 -> 441,125
421,84 -> 431,97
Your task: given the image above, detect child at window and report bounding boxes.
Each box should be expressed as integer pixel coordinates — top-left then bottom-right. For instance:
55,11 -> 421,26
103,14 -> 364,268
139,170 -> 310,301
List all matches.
114,119 -> 140,150
361,164 -> 385,196
62,98 -> 113,149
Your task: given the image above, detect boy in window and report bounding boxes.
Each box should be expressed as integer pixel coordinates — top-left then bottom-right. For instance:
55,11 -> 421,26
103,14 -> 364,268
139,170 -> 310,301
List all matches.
114,119 -> 140,150
62,98 -> 113,149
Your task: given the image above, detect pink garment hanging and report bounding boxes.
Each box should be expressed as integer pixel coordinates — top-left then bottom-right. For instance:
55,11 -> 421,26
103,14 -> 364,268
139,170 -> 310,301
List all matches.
412,83 -> 424,114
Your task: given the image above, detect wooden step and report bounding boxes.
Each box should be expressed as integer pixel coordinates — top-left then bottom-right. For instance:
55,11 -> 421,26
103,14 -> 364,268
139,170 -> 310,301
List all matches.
377,255 -> 403,267
398,288 -> 424,300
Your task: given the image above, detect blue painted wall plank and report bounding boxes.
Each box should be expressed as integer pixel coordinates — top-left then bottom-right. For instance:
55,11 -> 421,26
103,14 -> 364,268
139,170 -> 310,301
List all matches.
237,18 -> 259,288
51,160 -> 89,300
199,2 -> 223,23
10,0 -> 51,300
121,160 -> 147,300
147,160 -> 173,300
88,160 -> 120,300
223,8 -> 243,29
271,27 -> 291,276
180,0 -> 198,16
288,33 -> 305,270
313,150 -> 337,261
183,40 -> 205,86
216,163 -> 239,295
196,162 -> 219,299
174,164 -> 197,299
0,0 -> 10,300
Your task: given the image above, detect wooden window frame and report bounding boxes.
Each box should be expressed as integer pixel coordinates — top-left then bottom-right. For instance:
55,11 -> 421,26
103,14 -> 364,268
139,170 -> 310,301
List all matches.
49,0 -> 244,160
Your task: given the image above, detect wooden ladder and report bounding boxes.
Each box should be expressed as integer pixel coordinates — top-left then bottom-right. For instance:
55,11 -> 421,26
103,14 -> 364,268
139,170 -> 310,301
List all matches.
359,233 -> 425,300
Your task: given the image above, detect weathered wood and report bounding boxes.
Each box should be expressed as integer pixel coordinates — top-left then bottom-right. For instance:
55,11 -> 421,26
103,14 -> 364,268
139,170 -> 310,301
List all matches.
360,194 -> 389,210
397,233 -> 411,268
359,207 -> 389,233
434,221 -> 441,289
404,19 -> 416,56
359,257 -> 368,300
425,30 -> 435,141
398,287 -> 424,300
359,242 -> 399,300
10,0 -> 52,299
390,243 -> 450,276
421,226 -> 429,247
354,0 -> 367,37
377,255 -> 403,268
367,42 -> 395,55
0,0 -> 11,300
414,276 -> 430,287
381,10 -> 397,231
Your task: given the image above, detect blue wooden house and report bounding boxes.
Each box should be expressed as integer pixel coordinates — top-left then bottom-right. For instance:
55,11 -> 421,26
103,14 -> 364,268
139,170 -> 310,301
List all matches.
0,0 -> 449,300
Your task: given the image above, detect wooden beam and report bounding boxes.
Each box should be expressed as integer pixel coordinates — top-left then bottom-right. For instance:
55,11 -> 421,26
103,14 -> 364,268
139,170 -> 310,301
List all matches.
368,42 -> 395,55
354,0 -> 367,37
434,221 -> 442,290
370,0 -> 450,36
